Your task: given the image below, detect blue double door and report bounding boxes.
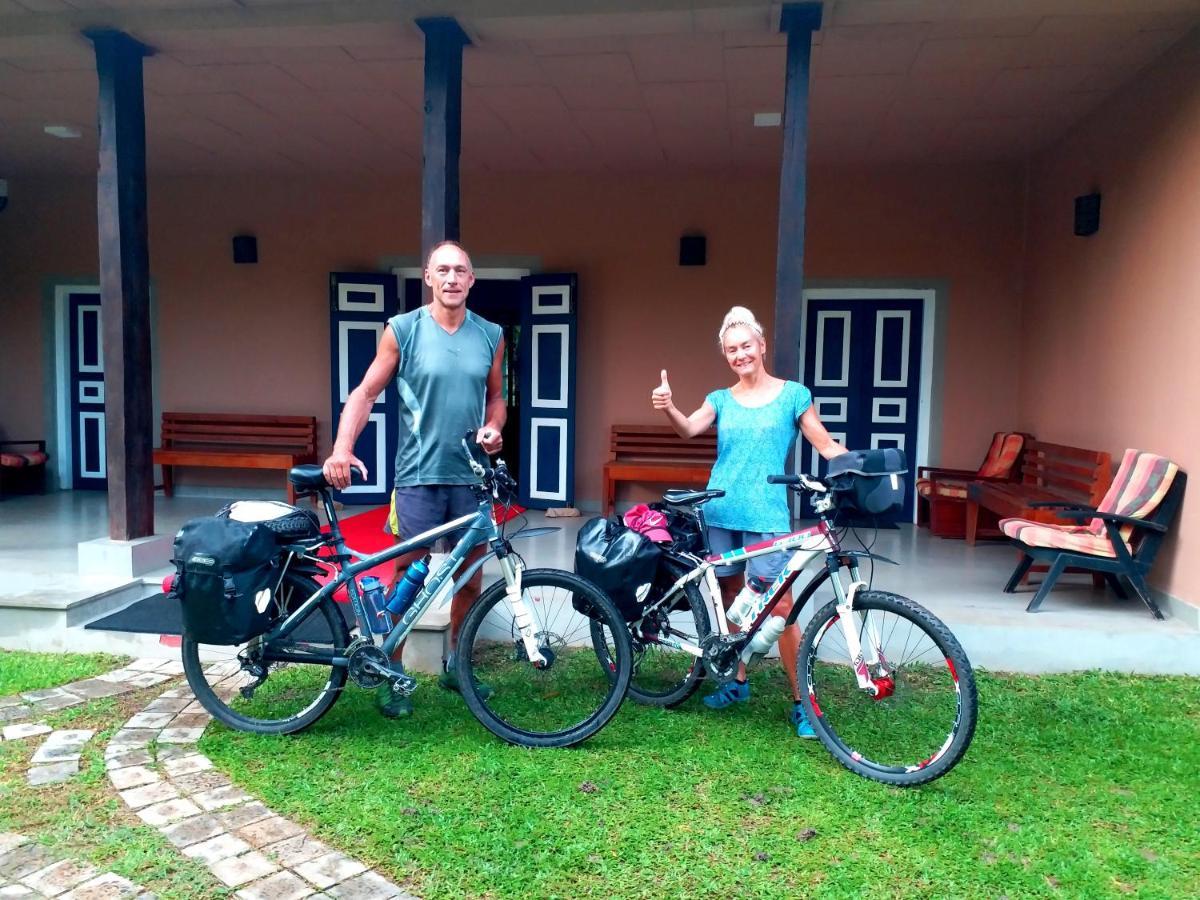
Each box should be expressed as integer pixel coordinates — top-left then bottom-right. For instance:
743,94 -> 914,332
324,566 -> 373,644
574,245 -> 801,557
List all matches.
800,291 -> 930,521
329,272 -> 578,509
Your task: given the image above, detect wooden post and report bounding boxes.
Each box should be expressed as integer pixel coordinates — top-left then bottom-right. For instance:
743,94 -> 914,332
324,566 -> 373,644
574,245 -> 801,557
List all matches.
416,17 -> 470,263
86,29 -> 155,541
773,3 -> 823,381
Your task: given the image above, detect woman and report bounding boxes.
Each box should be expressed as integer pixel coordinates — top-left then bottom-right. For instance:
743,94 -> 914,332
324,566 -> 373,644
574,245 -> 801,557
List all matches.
651,306 -> 845,738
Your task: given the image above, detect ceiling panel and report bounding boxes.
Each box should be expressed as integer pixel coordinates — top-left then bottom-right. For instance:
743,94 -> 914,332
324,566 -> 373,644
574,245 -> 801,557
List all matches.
0,1 -> 1195,175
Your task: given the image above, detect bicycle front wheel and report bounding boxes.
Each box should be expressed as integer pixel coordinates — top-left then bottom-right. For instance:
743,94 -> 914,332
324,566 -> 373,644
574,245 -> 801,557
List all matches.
182,573 -> 350,736
457,568 -> 632,748
799,591 -> 977,787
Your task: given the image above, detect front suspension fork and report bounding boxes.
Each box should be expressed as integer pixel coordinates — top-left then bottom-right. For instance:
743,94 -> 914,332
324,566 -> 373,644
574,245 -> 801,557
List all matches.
498,555 -> 547,667
830,576 -> 891,696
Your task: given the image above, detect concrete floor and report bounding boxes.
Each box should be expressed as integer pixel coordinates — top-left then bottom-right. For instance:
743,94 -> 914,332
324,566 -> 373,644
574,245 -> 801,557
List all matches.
1,490 -> 1198,674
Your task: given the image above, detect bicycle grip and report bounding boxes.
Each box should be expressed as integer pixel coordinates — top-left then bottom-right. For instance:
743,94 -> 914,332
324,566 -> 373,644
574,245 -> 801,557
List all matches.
767,475 -> 801,484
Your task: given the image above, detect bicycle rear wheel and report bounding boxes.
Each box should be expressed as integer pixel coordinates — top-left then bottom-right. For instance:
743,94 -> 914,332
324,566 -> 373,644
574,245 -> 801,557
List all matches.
456,568 -> 632,748
799,591 -> 977,787
590,580 -> 710,708
182,573 -> 350,736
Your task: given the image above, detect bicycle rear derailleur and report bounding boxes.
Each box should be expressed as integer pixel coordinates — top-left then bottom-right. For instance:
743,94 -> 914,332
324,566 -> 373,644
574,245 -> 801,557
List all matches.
347,639 -> 417,693
700,633 -> 747,681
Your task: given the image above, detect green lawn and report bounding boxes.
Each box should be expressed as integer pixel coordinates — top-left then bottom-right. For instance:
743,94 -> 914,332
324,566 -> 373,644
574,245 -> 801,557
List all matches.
200,668 -> 1200,899
0,649 -> 126,696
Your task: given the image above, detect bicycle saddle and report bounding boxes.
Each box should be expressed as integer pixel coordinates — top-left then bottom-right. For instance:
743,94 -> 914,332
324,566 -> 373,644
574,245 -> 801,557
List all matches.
663,489 -> 724,507
288,464 -> 328,490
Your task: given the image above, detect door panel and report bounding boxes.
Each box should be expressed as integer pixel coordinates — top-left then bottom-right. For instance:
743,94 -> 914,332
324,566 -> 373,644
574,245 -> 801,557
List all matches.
801,294 -> 925,520
69,291 -> 106,489
518,275 -> 577,509
328,273 -> 399,505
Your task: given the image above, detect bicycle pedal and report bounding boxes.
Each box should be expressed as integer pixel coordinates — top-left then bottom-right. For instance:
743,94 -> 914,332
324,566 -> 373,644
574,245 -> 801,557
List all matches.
387,670 -> 417,695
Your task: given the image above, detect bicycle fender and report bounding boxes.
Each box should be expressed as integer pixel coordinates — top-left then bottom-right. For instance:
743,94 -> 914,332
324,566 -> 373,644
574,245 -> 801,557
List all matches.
840,549 -> 899,566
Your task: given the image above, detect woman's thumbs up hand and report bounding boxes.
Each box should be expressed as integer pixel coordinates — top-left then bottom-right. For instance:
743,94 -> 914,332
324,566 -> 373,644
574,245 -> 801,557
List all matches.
651,369 -> 674,411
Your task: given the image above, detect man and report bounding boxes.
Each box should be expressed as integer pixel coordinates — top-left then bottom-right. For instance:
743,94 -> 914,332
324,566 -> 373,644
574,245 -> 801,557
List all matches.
323,241 -> 505,717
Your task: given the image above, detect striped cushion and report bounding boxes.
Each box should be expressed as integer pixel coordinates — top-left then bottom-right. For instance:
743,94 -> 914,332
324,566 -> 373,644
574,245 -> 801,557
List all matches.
20,452 -> 48,466
917,478 -> 968,499
1000,450 -> 1177,558
1000,517 -> 1126,557
1089,450 -> 1178,538
977,433 -> 1025,479
0,453 -> 26,468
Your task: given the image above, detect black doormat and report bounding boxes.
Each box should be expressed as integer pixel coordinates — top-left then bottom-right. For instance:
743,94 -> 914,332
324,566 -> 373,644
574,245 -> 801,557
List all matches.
86,593 -> 355,639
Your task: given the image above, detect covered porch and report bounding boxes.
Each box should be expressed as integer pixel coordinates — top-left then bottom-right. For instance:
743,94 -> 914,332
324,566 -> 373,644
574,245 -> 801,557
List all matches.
2,0 -> 1200,657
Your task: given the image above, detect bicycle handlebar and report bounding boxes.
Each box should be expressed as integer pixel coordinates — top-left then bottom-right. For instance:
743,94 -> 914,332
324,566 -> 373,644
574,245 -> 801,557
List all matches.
768,472 -> 828,493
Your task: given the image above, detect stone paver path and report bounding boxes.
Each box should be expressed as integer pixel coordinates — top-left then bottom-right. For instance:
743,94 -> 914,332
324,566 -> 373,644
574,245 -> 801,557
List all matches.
4,657 -> 418,898
0,660 -> 179,735
0,831 -> 155,899
27,729 -> 96,786
102,665 -> 417,900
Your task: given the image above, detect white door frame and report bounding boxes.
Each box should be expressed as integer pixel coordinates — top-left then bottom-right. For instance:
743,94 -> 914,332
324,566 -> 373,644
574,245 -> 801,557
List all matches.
798,287 -> 937,523
391,267 -> 529,285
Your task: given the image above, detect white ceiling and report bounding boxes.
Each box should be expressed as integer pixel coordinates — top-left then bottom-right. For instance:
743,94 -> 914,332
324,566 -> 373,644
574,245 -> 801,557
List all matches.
0,0 -> 1197,176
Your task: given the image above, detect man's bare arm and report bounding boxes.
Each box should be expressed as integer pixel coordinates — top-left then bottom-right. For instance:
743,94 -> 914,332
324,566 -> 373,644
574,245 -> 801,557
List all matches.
323,328 -> 400,488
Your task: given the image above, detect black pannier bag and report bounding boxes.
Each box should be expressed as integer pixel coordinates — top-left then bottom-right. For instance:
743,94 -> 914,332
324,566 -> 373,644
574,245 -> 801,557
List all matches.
170,516 -> 282,645
827,448 -> 908,515
216,500 -> 321,543
574,516 -> 662,621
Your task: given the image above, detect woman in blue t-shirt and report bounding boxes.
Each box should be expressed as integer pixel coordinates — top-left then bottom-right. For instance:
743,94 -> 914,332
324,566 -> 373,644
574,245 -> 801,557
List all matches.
651,305 -> 846,738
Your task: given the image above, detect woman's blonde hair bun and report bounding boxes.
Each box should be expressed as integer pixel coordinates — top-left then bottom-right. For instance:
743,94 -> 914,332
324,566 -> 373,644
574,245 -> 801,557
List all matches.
718,306 -> 765,347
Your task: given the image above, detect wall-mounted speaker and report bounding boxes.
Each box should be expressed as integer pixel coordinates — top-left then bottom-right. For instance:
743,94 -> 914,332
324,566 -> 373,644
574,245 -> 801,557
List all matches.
1074,193 -> 1101,237
679,234 -> 706,266
232,234 -> 258,264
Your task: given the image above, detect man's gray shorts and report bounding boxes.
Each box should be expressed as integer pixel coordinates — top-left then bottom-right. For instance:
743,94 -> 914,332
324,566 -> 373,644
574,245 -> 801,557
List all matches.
387,485 -> 480,550
706,526 -> 789,582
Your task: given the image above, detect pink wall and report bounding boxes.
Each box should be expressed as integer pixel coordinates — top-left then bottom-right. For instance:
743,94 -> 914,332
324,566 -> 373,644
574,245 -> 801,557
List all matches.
1020,31 -> 1200,609
0,163 -> 1026,502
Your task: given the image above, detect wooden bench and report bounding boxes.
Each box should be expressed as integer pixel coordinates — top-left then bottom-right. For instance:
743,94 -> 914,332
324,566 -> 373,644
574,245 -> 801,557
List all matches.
0,439 -> 49,500
153,413 -> 318,506
603,424 -> 717,515
966,440 -> 1112,546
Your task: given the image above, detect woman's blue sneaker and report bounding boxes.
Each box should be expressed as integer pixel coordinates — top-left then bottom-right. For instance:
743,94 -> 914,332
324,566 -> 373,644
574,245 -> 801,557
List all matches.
703,680 -> 749,709
791,704 -> 817,739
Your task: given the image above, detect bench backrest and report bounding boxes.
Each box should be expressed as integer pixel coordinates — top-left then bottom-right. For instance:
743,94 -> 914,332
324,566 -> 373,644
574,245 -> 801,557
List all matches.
161,412 -> 317,454
609,424 -> 716,463
1018,440 -> 1112,506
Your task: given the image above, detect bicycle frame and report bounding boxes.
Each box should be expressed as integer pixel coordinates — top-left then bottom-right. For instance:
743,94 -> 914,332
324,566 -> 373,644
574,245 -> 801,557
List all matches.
648,516 -> 897,694
257,488 -> 550,669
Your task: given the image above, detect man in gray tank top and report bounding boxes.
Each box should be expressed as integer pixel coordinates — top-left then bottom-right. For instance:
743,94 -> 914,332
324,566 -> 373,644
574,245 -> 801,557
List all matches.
323,242 -> 506,718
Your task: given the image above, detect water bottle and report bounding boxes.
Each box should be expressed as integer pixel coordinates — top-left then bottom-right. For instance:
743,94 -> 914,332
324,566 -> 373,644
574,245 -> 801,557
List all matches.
358,576 -> 392,635
386,555 -> 431,617
726,575 -> 770,628
747,615 -> 788,655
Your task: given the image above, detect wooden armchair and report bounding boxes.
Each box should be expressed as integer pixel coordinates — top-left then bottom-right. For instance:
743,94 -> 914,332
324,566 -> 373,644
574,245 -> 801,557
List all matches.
916,432 -> 1027,538
999,450 -> 1185,618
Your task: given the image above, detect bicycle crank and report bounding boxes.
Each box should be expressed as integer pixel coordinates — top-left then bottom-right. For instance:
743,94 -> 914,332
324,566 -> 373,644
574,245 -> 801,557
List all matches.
347,641 -> 416,692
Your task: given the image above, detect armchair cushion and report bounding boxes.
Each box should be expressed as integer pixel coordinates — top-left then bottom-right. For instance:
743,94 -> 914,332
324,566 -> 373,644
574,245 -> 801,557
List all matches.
1000,518 -> 1127,558
976,432 -> 1026,479
0,454 -> 27,468
917,478 -> 969,499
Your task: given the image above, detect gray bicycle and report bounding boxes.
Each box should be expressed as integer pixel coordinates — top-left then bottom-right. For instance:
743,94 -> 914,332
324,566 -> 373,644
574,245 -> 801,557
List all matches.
181,437 -> 633,749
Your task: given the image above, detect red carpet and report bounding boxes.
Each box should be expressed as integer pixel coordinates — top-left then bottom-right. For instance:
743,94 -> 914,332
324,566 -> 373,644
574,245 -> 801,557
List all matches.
318,502 -> 525,599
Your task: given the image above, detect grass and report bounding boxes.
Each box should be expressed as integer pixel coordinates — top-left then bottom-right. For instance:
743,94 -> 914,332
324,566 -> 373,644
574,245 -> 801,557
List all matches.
0,649 -> 127,696
199,666 -> 1200,899
2,649 -> 1197,898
